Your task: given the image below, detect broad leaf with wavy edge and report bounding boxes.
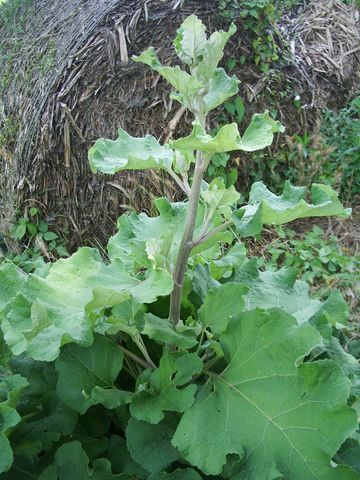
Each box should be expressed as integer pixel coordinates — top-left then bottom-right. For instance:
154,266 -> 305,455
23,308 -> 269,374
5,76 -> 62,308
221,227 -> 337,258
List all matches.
172,308 -> 359,479
169,112 -> 284,153
1,248 -> 172,362
233,181 -> 351,237
89,129 -> 174,174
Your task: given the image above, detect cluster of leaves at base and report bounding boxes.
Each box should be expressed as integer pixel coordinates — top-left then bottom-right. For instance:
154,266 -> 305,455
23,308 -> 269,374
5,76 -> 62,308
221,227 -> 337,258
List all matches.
0,183 -> 358,479
258,225 -> 360,318
0,207 -> 69,273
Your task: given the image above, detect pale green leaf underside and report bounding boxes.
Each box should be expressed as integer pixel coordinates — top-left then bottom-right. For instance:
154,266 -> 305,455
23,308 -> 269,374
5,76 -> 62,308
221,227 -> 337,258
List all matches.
172,309 -> 358,479
230,259 -> 347,325
173,14 -> 207,65
1,248 -> 172,362
88,129 -> 174,174
234,181 -> 351,237
170,111 -> 284,153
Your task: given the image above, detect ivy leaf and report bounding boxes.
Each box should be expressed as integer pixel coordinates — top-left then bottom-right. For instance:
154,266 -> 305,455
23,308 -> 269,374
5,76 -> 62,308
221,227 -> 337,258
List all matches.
172,309 -> 358,478
173,14 -> 207,65
198,283 -> 248,335
89,129 -> 174,174
170,112 -> 283,153
38,441 -> 133,479
203,68 -> 240,112
56,334 -> 131,414
141,313 -> 198,349
0,374 -> 29,473
126,414 -> 180,474
233,181 -> 351,237
133,47 -> 202,99
130,349 -> 202,424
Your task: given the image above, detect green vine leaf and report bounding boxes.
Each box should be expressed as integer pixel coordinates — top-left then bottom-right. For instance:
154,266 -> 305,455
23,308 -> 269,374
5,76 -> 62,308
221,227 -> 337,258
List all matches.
233,181 -> 351,237
130,349 -> 202,424
172,309 -> 358,478
169,111 -> 284,153
89,129 -> 174,174
55,334 -> 131,414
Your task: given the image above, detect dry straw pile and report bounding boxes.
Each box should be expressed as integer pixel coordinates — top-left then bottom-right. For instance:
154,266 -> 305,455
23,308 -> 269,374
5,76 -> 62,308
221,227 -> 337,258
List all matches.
0,0 -> 359,249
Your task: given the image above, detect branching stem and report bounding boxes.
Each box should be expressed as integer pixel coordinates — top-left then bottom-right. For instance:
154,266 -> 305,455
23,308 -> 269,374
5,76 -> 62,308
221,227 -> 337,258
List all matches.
169,150 -> 207,325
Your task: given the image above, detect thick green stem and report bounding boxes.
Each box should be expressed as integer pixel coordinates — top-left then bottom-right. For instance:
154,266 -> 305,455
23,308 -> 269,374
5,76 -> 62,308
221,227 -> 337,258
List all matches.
169,150 -> 206,325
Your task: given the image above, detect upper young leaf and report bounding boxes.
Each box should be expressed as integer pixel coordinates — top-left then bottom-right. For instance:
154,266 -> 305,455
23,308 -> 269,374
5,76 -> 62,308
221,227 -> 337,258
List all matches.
172,309 -> 358,478
89,129 -> 174,174
133,47 -> 202,99
173,14 -> 207,66
233,181 -> 351,237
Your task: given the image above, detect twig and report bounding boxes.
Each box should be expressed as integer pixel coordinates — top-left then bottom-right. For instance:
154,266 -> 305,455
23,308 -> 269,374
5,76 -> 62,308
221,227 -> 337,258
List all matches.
118,344 -> 153,370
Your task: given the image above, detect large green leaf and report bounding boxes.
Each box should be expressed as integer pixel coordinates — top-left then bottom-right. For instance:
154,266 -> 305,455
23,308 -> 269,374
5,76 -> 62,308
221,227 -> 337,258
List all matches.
172,309 -> 358,478
229,259 -> 350,331
233,181 -> 351,237
0,374 -> 29,473
108,198 -> 224,274
1,248 -> 172,361
89,129 -> 174,174
169,112 -> 284,153
209,242 -> 247,280
126,414 -> 180,474
38,441 -> 133,479
0,264 -> 26,315
56,334 -> 131,414
130,349 -> 202,424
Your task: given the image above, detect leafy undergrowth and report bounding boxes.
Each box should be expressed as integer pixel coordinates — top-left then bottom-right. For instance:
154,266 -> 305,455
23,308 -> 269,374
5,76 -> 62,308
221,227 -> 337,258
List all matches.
0,14 -> 359,480
257,225 -> 360,321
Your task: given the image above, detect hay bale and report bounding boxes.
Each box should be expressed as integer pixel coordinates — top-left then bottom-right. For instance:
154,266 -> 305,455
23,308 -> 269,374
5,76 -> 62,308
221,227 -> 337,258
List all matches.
281,0 -> 360,107
0,0 -> 359,250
